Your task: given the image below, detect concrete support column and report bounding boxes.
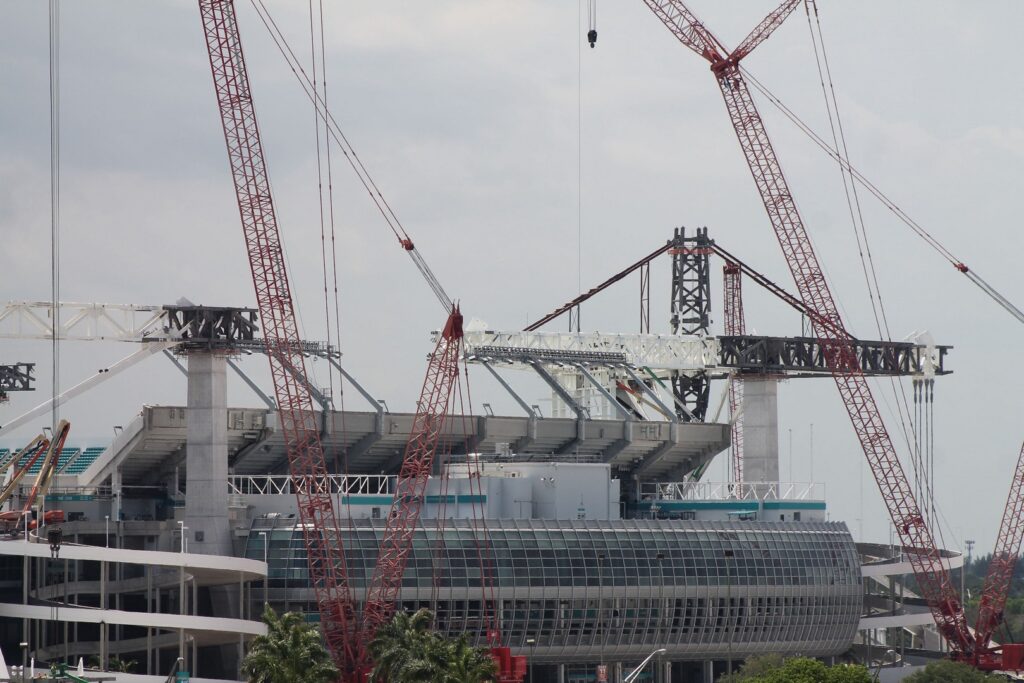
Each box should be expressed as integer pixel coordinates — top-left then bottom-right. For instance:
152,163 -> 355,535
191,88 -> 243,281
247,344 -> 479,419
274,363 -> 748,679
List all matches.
702,660 -> 714,683
100,621 -> 108,670
179,565 -> 186,671
557,663 -> 565,683
146,567 -> 153,675
742,379 -> 779,483
184,351 -> 231,556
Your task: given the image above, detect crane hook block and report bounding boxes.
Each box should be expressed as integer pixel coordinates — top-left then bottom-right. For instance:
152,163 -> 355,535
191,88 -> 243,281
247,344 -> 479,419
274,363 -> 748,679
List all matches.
400,238 -> 415,251
587,29 -> 597,48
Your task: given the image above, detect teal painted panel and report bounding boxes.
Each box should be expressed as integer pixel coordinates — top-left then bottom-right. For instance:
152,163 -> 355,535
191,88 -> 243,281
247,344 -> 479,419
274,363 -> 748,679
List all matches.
762,501 -> 826,511
635,500 -> 759,512
340,495 -> 487,506
340,495 -> 393,505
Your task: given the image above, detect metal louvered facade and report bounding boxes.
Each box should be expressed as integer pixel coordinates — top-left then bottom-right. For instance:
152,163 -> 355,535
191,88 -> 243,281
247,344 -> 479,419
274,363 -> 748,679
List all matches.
245,518 -> 861,663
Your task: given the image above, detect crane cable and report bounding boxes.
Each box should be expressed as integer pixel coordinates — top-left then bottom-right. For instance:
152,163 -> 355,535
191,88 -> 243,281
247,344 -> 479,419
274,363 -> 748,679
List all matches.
309,0 -> 334,406
737,66 -> 1024,328
457,368 -> 499,642
248,0 -> 453,312
803,1 -> 952,556
49,0 -> 61,436
306,0 -> 354,524
804,1 -> 915,490
587,0 -> 597,48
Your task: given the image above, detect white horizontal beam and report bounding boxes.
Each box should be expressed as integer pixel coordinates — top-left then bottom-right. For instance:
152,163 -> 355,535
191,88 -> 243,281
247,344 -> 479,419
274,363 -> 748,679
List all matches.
0,341 -> 177,437
0,301 -> 171,342
462,330 -> 717,371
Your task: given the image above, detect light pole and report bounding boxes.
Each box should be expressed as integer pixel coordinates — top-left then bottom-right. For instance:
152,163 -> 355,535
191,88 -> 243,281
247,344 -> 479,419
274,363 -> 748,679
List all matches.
525,637 -> 535,682
177,521 -> 188,553
259,531 -> 269,607
177,520 -> 187,671
963,539 -> 975,615
105,515 -> 110,549
724,549 -> 734,676
597,553 -> 605,669
624,648 -> 667,683
656,552 -> 665,640
872,648 -> 895,681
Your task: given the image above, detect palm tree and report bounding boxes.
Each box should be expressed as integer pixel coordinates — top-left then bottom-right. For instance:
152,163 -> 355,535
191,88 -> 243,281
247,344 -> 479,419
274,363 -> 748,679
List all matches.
241,605 -> 338,683
368,609 -> 498,683
442,634 -> 498,683
368,608 -> 441,682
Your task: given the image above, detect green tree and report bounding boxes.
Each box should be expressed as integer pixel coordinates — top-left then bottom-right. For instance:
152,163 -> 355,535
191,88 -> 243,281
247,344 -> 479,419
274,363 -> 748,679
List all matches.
241,605 -> 338,683
443,634 -> 498,683
368,608 -> 442,682
903,660 -> 1003,682
719,654 -> 785,682
719,656 -> 871,683
368,608 -> 497,683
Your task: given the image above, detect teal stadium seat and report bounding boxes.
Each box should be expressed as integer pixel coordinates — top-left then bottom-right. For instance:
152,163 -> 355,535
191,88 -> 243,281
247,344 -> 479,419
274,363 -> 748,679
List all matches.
64,446 -> 105,475
54,448 -> 80,473
19,446 -> 80,476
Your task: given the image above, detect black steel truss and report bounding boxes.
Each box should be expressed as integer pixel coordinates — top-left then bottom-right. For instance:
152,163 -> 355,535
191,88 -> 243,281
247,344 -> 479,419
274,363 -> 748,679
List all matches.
670,227 -> 712,421
718,335 -> 951,377
0,363 -> 34,393
165,305 -> 258,351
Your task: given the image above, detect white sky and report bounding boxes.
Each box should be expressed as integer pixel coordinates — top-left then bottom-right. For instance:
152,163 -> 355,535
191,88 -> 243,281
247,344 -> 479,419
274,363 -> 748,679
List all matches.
1,1 -> 1021,552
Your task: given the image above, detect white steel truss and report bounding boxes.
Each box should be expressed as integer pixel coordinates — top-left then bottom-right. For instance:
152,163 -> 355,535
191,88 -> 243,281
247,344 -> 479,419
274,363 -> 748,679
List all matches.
0,301 -> 173,342
462,330 -> 718,371
228,474 -> 394,497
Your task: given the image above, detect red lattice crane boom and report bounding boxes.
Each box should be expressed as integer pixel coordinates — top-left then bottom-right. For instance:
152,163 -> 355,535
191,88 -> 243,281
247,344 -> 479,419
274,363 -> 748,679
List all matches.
722,263 -> 745,484
973,441 -> 1024,663
198,0 -> 357,671
357,307 -> 464,665
640,0 -> 974,655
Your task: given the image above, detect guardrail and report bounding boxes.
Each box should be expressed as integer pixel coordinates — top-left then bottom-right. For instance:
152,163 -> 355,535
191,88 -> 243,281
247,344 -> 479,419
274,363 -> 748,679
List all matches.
227,473 -> 395,496
641,480 -> 824,501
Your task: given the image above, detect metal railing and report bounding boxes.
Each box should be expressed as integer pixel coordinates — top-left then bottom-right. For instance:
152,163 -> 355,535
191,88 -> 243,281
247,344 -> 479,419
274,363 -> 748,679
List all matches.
227,473 -> 395,497
641,480 -> 824,501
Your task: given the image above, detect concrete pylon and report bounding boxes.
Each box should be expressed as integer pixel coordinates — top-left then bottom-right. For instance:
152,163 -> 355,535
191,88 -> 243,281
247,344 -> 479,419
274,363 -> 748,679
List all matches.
184,350 -> 231,555
742,379 -> 779,483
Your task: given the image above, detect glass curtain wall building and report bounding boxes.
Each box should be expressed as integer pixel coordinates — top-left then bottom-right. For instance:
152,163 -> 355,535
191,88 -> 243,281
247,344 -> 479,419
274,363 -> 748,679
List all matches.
245,517 -> 861,664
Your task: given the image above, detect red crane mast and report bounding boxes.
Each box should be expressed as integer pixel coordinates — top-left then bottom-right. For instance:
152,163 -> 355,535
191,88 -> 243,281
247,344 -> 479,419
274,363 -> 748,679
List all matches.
198,0 -> 357,670
722,263 -> 745,484
639,0 -> 972,653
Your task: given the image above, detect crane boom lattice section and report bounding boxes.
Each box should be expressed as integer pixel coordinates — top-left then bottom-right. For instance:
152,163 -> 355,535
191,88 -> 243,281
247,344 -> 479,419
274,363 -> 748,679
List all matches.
642,0 -> 972,654
715,59 -> 969,654
359,309 -> 465,662
974,441 -> 1024,652
197,0 -> 356,669
723,264 -> 745,483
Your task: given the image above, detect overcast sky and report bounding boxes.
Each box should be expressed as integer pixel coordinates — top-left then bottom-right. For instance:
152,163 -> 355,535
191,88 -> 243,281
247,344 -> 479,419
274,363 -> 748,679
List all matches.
1,1 -> 1021,552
